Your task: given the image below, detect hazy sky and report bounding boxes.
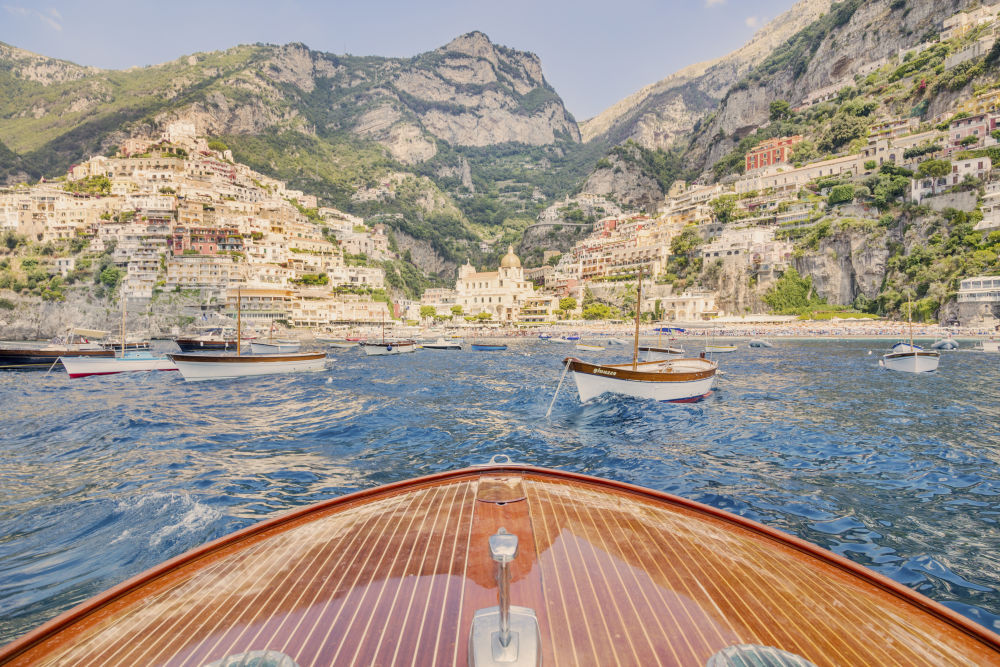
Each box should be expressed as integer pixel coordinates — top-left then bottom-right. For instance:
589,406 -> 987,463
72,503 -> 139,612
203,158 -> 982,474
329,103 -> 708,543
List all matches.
0,0 -> 799,120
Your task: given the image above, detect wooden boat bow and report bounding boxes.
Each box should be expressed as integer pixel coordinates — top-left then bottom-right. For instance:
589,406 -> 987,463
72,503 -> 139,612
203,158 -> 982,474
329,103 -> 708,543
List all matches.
2,463 -> 999,666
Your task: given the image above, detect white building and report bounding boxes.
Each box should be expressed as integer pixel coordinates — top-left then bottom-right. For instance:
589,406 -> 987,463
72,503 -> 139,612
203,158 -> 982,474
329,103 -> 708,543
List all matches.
454,246 -> 536,322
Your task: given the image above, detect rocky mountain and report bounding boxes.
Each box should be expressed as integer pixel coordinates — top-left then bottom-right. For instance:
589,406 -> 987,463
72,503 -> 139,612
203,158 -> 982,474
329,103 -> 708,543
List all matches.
578,0 -> 834,151
0,33 -> 589,275
0,32 -> 578,174
685,0 -> 976,173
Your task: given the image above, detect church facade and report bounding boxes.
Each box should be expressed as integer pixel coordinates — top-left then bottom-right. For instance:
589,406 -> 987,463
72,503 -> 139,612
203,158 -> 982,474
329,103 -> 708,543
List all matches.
454,246 -> 536,322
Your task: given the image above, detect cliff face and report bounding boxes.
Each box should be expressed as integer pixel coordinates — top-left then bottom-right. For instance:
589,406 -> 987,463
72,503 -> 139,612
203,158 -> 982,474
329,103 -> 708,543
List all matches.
0,33 -> 579,177
794,226 -> 892,306
579,0 -> 833,151
686,0 -> 975,173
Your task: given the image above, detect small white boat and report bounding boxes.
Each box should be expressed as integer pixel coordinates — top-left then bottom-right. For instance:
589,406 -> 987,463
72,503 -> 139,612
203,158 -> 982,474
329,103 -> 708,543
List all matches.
575,343 -> 605,351
550,337 -> 576,344
250,340 -> 300,354
169,352 -> 328,381
61,351 -> 177,378
360,340 -> 417,356
880,342 -> 939,373
422,338 -> 462,350
748,339 -> 774,348
639,345 -> 684,361
705,344 -> 738,353
565,356 -> 718,403
324,340 -> 357,349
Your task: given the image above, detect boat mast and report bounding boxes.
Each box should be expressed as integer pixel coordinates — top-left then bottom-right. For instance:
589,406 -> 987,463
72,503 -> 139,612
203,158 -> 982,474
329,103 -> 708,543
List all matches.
632,268 -> 643,371
236,287 -> 242,356
120,293 -> 126,359
908,294 -> 913,349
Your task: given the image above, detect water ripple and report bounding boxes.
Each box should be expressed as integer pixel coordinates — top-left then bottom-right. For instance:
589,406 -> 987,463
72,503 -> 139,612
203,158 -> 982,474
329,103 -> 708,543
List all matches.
0,339 -> 999,644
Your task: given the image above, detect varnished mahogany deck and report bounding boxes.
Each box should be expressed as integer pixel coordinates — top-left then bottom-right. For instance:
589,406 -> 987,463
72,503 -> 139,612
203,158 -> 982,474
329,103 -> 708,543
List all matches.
2,465 -> 999,666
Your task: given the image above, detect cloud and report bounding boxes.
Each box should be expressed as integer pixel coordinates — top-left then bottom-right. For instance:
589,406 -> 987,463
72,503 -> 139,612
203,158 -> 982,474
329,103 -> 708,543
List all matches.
2,4 -> 63,31
705,0 -> 726,6
745,16 -> 760,28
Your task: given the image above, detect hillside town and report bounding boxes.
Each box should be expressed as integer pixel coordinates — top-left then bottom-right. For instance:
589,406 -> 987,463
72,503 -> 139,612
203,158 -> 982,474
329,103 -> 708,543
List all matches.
2,3 -> 1000,331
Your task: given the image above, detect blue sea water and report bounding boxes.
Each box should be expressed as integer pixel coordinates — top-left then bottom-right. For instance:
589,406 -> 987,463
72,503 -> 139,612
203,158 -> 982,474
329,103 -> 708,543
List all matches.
1,338 -> 999,645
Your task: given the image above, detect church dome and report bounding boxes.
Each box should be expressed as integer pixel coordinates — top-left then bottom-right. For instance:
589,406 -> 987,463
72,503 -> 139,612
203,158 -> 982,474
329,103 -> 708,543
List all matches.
499,245 -> 521,269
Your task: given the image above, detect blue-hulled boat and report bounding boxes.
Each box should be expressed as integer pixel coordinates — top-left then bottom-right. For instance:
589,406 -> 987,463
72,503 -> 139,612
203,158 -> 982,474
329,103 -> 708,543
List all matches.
471,343 -> 507,351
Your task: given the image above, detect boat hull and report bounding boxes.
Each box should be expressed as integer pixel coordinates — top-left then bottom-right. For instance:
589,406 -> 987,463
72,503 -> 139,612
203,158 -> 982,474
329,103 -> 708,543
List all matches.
174,338 -> 238,352
4,464 -> 997,666
705,345 -> 738,353
567,357 -> 717,403
0,348 -> 114,370
168,352 -> 327,381
575,343 -> 604,351
360,341 -> 417,356
471,344 -> 507,351
61,355 -> 177,378
881,350 -> 940,373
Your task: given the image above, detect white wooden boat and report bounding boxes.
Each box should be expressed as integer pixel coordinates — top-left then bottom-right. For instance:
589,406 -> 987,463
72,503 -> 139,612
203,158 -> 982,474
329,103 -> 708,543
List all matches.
360,339 -> 417,356
61,351 -> 177,378
705,344 -> 738,353
881,301 -> 940,373
575,342 -> 604,351
639,345 -> 684,361
169,352 -> 327,380
250,340 -> 301,354
422,338 -> 462,350
566,356 -> 718,402
169,289 -> 327,380
559,269 -> 717,404
880,342 -> 940,373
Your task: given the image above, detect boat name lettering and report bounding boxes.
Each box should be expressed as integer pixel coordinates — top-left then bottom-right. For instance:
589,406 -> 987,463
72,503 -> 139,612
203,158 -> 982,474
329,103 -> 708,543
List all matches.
593,368 -> 617,376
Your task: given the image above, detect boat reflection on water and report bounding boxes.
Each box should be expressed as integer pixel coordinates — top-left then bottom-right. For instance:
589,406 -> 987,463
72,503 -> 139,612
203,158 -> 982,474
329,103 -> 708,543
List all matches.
1,461 -> 997,666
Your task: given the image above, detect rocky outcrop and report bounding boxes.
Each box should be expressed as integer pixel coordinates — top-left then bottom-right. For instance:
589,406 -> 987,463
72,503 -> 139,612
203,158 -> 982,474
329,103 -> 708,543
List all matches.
795,227 -> 891,305
0,42 -> 99,86
687,0 -> 976,173
579,0 -> 833,151
582,154 -> 662,211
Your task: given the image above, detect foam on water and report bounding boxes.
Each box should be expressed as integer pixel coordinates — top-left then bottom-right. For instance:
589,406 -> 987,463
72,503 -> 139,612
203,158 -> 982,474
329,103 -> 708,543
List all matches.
0,338 -> 999,644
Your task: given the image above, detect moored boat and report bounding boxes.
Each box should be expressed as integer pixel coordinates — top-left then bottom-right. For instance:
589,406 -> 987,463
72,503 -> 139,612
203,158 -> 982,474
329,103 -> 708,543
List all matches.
174,333 -> 240,351
471,343 -> 507,351
880,344 -> 940,373
881,300 -> 941,373
169,352 -> 328,381
575,342 -> 604,351
560,269 -> 718,404
931,337 -> 959,350
4,461 -> 997,666
748,338 -> 774,348
61,351 -> 177,378
360,339 -> 417,355
422,337 -> 462,350
0,329 -> 114,371
705,343 -> 738,353
565,356 -> 717,402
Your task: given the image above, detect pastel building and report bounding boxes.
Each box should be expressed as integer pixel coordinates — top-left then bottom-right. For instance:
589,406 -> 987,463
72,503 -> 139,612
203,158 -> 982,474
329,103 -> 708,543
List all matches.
745,136 -> 803,172
455,246 -> 536,322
